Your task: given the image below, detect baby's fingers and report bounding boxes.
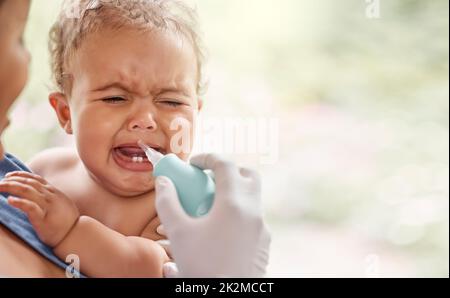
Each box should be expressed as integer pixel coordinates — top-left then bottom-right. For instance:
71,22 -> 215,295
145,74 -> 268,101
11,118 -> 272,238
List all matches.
0,180 -> 47,208
4,171 -> 48,185
2,175 -> 46,193
8,196 -> 46,222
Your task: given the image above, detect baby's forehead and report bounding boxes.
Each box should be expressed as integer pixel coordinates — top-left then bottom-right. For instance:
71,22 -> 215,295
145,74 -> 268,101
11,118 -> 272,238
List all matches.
68,33 -> 198,96
68,28 -> 198,93
75,27 -> 195,58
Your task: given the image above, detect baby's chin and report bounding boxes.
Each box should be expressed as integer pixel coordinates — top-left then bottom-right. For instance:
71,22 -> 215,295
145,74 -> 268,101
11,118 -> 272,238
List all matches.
121,176 -> 156,197
97,171 -> 156,198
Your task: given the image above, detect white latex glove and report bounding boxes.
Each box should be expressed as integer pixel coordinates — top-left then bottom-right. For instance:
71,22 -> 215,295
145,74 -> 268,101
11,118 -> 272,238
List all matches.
155,154 -> 271,278
163,262 -> 180,278
156,227 -> 181,278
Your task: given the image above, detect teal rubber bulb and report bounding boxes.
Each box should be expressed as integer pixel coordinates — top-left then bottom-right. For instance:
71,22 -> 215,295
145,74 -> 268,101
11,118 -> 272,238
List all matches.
139,141 -> 215,217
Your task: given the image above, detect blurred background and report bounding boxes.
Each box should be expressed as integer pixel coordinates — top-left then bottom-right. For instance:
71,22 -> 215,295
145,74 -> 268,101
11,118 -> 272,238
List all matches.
4,0 -> 449,277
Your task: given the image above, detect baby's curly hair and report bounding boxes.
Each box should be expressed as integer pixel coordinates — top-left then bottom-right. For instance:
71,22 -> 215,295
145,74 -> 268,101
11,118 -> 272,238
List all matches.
49,0 -> 206,94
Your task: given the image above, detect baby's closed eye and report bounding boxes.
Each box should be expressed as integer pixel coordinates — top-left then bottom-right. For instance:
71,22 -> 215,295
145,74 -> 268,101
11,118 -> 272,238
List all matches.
102,96 -> 127,104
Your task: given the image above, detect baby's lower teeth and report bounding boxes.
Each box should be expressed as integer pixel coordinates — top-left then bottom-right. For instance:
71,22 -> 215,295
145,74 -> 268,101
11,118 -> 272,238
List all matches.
132,156 -> 144,163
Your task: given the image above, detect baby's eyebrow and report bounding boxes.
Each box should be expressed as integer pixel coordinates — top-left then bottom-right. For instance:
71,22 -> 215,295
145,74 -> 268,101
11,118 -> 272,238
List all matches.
155,87 -> 192,98
90,81 -> 193,98
91,82 -> 133,93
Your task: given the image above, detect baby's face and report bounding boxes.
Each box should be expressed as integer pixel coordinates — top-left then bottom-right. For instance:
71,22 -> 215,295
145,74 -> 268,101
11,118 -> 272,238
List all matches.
59,28 -> 201,197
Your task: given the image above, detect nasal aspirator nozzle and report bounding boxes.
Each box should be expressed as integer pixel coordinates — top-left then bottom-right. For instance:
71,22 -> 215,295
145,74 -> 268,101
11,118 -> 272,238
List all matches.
138,140 -> 164,166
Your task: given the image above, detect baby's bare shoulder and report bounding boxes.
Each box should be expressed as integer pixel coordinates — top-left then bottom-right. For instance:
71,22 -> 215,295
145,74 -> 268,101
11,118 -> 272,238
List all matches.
27,147 -> 79,177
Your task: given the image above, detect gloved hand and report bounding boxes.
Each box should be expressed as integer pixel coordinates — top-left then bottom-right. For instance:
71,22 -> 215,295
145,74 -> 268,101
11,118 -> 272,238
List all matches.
155,153 -> 271,277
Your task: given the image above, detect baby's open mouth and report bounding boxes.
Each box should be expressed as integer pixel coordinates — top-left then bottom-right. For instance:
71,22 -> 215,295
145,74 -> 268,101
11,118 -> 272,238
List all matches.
112,143 -> 165,172
115,146 -> 148,163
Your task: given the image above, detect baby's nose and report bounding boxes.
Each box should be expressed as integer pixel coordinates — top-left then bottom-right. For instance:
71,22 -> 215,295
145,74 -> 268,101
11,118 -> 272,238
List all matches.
128,112 -> 157,131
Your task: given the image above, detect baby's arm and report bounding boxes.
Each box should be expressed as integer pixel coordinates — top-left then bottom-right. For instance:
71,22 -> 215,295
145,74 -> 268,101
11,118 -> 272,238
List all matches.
54,215 -> 169,277
0,171 -> 169,277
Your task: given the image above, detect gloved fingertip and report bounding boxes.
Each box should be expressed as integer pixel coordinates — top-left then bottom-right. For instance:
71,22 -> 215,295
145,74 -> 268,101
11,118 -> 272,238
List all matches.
156,224 -> 166,236
155,176 -> 170,189
163,262 -> 179,278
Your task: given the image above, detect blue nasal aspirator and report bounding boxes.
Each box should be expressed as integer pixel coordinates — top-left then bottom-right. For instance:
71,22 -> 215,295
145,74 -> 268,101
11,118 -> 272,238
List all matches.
138,141 -> 215,217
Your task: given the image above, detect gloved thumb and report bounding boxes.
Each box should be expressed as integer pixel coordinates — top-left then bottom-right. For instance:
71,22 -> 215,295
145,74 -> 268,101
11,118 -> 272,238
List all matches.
155,176 -> 192,228
163,262 -> 180,278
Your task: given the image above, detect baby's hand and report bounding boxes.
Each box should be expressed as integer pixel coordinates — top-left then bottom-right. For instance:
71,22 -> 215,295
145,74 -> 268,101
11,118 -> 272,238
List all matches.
0,171 -> 80,247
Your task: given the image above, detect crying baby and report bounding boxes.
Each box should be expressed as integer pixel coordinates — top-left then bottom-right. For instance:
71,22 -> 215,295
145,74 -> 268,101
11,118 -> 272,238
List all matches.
1,0 -> 204,277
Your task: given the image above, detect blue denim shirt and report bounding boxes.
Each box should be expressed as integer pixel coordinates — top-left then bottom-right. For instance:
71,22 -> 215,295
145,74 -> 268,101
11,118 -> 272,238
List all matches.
0,153 -> 84,277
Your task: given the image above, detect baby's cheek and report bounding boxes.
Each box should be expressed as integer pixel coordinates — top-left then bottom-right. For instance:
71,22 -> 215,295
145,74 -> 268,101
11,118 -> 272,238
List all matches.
75,114 -> 118,164
76,135 -> 104,169
77,108 -> 119,138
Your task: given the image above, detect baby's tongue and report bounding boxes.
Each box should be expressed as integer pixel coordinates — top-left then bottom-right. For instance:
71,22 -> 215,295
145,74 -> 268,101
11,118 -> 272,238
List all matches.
117,147 -> 146,157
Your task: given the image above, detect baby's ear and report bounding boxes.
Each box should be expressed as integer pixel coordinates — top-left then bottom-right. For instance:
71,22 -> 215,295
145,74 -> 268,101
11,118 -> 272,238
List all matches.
49,92 -> 73,135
